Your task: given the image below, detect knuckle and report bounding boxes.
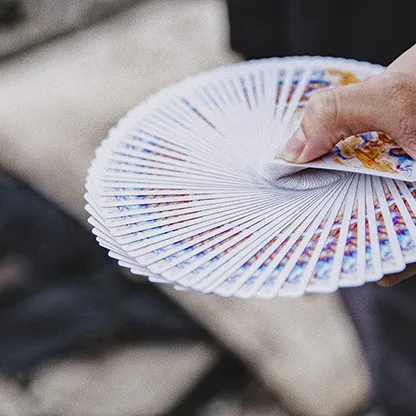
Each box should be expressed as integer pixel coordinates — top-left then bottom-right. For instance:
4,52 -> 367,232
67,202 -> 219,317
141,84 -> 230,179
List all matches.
305,88 -> 353,138
401,128 -> 416,152
382,72 -> 416,144
383,71 -> 416,103
306,89 -> 337,123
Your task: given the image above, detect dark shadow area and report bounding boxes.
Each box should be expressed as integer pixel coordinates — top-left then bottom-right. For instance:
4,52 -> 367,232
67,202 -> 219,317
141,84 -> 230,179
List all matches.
0,173 -> 210,376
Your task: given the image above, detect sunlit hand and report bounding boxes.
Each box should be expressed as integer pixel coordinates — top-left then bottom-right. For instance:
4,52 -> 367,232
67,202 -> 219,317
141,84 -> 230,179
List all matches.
280,44 -> 416,287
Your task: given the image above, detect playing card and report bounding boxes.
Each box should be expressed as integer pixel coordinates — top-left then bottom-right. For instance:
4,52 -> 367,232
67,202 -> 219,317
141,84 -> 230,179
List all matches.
372,176 -> 406,273
272,132 -> 416,182
305,175 -> 361,292
363,174 -> 383,282
384,179 -> 416,262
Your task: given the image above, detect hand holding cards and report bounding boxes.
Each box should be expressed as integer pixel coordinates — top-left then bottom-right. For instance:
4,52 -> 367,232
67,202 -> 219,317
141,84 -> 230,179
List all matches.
85,56 -> 416,298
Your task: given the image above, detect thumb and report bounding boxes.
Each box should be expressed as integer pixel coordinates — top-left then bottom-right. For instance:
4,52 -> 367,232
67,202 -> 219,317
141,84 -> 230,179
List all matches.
279,72 -> 416,163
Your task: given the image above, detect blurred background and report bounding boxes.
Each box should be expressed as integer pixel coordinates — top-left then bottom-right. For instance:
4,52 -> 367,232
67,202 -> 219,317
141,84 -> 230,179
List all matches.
0,1 -> 414,415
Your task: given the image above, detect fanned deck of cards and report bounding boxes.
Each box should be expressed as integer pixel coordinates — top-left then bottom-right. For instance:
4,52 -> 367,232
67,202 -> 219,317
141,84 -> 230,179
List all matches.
85,56 -> 416,298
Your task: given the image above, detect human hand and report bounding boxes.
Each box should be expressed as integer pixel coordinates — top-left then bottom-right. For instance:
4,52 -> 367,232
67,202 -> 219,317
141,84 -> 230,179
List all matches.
280,44 -> 416,287
280,44 -> 416,164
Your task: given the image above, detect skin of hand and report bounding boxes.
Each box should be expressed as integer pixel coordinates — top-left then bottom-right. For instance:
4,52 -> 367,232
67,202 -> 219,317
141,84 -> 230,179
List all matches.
280,44 -> 416,287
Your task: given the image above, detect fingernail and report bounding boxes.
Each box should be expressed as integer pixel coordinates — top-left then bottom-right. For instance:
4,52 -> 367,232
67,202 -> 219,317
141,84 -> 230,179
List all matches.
376,274 -> 407,287
279,128 -> 307,163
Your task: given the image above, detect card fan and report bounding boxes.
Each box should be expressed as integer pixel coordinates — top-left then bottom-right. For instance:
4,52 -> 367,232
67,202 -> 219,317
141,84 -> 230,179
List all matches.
85,57 -> 416,298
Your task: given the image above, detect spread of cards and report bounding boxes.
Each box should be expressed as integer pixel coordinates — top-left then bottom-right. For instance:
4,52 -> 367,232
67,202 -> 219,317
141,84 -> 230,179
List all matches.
85,56 -> 416,298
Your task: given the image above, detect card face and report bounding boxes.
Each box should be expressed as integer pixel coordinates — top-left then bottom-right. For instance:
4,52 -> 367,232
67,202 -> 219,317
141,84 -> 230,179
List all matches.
372,176 -> 405,273
306,175 -> 359,292
271,132 -> 416,181
363,174 -> 383,282
384,179 -> 416,262
337,176 -> 366,287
